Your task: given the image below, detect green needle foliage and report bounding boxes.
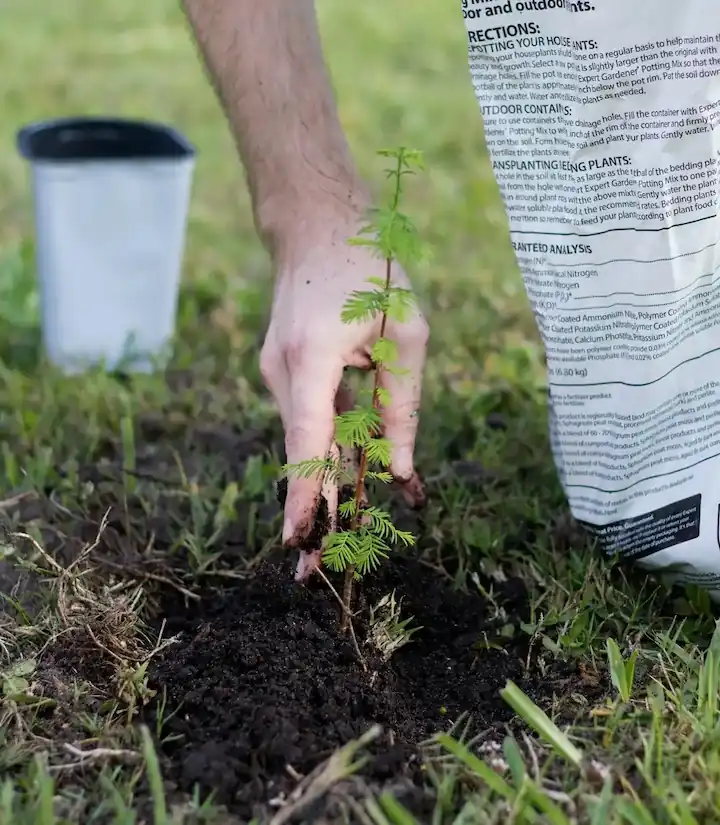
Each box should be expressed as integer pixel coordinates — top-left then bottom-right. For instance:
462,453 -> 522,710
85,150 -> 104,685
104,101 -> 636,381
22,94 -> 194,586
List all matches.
283,146 -> 429,623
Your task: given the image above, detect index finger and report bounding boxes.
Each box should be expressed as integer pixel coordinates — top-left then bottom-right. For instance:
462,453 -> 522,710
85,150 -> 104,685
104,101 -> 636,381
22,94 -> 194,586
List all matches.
282,348 -> 345,550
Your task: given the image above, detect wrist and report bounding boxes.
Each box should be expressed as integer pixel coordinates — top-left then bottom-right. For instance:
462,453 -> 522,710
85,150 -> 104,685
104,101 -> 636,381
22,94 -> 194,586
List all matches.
256,175 -> 372,265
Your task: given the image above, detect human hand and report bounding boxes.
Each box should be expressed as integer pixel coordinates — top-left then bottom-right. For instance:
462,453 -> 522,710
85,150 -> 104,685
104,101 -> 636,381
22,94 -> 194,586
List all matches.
260,211 -> 429,581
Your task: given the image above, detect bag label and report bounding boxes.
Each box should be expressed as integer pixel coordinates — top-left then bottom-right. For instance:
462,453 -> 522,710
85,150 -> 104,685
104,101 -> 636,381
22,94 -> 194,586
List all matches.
462,0 -> 720,585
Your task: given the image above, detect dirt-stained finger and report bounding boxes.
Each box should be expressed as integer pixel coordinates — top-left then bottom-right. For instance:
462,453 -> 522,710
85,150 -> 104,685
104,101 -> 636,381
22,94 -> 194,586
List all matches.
282,349 -> 344,549
294,442 -> 340,583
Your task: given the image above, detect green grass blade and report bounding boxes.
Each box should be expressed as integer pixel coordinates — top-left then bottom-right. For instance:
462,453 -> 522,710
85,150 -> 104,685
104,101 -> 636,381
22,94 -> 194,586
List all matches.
139,725 -> 167,825
501,681 -> 583,767
589,777 -> 615,825
375,793 -> 422,825
607,638 -> 630,701
435,734 -> 531,816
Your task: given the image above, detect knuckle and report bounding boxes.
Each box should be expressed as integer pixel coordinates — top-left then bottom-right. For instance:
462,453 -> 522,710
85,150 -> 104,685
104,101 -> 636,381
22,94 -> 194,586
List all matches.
411,315 -> 430,345
390,418 -> 418,436
259,344 -> 281,387
285,423 -> 314,458
396,314 -> 429,347
384,399 -> 418,428
281,336 -> 308,371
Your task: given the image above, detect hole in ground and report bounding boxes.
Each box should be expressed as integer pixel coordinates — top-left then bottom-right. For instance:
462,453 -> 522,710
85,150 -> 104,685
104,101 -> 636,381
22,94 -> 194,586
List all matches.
142,556 -> 588,821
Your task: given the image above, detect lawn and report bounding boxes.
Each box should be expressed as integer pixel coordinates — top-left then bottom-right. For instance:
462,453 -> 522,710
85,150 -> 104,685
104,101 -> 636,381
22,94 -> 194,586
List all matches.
1,1 -> 720,823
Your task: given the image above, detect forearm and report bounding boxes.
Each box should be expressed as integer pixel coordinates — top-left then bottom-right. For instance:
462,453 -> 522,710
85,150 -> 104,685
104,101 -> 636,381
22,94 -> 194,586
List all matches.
181,0 -> 369,255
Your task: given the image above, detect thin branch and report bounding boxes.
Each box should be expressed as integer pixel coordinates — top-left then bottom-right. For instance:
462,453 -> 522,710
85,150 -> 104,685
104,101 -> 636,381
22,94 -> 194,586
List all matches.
267,725 -> 382,825
0,491 -> 36,511
316,568 -> 366,672
98,557 -> 201,602
49,743 -> 140,773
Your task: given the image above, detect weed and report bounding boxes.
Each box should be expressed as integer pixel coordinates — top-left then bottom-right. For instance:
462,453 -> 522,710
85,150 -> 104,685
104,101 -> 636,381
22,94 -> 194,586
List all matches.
366,590 -> 422,661
606,638 -> 639,705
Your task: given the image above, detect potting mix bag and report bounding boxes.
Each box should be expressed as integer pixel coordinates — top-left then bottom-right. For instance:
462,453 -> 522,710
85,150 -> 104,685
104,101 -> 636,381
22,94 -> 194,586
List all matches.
462,1 -> 720,597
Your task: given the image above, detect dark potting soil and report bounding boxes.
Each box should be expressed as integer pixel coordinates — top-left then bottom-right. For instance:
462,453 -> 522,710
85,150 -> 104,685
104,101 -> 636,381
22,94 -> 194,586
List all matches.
145,555 -> 569,823
0,405 -> 600,823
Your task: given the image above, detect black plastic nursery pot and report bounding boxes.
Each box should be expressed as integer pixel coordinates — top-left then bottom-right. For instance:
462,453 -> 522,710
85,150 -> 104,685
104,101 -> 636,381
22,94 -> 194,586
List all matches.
16,116 -> 196,162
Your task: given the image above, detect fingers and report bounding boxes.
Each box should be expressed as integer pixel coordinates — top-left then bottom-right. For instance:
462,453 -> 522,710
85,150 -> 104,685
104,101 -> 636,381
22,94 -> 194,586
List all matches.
294,442 -> 340,583
379,315 -> 429,507
283,348 -> 345,548
263,331 -> 350,576
294,548 -> 322,582
259,328 -> 291,431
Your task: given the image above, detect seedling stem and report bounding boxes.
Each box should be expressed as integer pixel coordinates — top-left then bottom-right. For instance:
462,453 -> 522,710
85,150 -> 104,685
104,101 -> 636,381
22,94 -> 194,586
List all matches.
284,146 -> 429,637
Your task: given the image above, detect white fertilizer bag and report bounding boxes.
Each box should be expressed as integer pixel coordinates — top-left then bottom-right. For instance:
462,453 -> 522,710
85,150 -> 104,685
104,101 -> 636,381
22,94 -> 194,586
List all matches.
462,0 -> 720,597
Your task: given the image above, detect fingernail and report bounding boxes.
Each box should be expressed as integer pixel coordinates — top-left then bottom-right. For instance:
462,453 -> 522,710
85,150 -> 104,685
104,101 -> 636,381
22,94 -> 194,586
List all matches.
294,549 -> 321,582
391,448 -> 414,484
282,517 -> 295,545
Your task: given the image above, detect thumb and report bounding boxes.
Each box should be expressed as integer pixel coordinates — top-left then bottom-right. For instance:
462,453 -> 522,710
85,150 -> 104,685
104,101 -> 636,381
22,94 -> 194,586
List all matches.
283,350 -> 344,548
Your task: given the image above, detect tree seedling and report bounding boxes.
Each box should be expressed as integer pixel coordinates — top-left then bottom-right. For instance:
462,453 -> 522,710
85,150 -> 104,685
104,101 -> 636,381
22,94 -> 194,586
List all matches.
283,146 -> 429,632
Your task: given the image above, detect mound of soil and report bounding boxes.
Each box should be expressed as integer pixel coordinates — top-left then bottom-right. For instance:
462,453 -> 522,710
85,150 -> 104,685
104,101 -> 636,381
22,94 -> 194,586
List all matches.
146,555 -> 562,822
0,398 -> 605,824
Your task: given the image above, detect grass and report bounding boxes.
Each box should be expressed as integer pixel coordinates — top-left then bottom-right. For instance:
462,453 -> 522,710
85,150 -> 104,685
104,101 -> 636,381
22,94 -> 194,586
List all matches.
1,0 -> 720,823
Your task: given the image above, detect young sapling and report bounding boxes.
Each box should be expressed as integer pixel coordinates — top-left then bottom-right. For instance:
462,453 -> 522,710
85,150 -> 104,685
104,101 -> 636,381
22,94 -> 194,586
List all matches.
283,146 -> 429,631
